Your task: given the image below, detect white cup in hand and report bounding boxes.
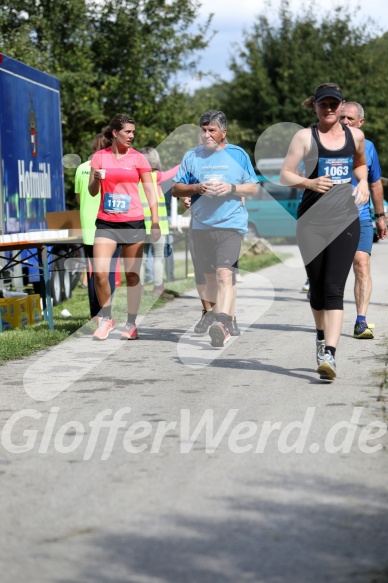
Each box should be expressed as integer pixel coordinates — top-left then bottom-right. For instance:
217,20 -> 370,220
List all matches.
99,169 -> 106,179
206,179 -> 219,195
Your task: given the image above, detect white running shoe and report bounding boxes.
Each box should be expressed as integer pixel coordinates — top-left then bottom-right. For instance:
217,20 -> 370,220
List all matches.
316,338 -> 325,366
317,353 -> 336,380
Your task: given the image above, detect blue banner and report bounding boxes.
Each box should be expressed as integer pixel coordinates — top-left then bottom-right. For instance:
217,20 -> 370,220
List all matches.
0,54 -> 65,234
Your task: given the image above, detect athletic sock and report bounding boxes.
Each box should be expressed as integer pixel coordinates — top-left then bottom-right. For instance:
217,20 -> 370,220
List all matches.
356,315 -> 366,324
127,313 -> 137,325
316,329 -> 324,341
325,346 -> 336,357
100,306 -> 112,319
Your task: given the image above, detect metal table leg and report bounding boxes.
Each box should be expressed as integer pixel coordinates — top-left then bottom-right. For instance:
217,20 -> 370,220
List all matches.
38,246 -> 54,330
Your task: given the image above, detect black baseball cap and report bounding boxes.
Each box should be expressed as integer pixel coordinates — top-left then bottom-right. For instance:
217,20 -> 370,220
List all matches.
314,86 -> 344,103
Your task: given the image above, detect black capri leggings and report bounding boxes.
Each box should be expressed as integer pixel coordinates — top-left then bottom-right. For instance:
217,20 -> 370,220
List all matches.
300,218 -> 360,311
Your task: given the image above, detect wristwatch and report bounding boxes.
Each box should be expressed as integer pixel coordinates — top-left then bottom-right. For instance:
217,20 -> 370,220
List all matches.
375,213 -> 386,219
230,184 -> 236,194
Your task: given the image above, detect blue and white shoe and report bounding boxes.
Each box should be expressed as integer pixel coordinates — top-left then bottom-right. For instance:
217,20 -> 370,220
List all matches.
353,320 -> 374,339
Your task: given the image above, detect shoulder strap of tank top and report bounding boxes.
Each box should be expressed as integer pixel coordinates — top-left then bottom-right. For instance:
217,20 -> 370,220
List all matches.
307,124 -> 319,156
310,124 -> 319,145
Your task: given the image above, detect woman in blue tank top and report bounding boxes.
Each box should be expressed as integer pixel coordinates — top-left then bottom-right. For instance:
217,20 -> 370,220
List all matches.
281,83 -> 369,381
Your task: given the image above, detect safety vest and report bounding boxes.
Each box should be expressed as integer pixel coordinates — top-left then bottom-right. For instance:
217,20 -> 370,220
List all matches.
139,171 -> 170,236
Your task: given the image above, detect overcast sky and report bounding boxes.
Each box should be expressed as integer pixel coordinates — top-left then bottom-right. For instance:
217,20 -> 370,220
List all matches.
179,0 -> 388,92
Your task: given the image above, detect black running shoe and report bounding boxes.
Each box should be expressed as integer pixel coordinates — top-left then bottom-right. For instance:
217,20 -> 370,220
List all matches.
194,310 -> 216,335
228,316 -> 241,336
209,321 -> 231,348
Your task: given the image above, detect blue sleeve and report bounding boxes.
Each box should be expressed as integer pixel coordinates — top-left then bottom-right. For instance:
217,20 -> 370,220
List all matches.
227,147 -> 258,183
367,142 -> 381,183
239,150 -> 258,183
173,151 -> 198,185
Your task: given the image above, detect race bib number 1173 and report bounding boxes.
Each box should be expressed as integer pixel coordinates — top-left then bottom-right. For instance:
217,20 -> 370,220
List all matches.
103,193 -> 131,213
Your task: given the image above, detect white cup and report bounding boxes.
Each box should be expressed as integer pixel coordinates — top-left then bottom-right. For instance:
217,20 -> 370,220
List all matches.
206,177 -> 220,196
2,235 -> 11,243
10,234 -> 19,242
99,169 -> 106,179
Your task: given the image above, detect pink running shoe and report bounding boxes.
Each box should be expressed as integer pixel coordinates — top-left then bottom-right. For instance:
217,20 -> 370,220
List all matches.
93,317 -> 116,340
121,322 -> 139,340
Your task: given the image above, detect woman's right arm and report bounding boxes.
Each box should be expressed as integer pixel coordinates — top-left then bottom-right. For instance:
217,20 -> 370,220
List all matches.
281,129 -> 333,194
88,167 -> 103,197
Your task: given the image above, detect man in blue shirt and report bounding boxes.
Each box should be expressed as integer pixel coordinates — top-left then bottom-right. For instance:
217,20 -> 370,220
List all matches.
340,102 -> 387,338
172,110 -> 258,348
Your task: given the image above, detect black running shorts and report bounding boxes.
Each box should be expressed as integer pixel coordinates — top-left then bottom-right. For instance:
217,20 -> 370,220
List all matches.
191,228 -> 242,275
95,219 -> 146,245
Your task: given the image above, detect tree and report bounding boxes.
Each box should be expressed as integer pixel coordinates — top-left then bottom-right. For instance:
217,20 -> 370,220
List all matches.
358,33 -> 388,174
218,0 -> 388,172
88,1 -> 211,131
0,0 -> 213,203
0,0 -> 102,201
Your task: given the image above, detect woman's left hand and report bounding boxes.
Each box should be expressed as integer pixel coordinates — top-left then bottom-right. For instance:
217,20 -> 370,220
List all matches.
352,179 -> 369,206
151,222 -> 161,242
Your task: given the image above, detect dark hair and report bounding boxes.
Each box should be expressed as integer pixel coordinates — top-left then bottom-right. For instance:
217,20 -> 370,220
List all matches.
103,114 -> 135,140
302,82 -> 343,111
199,110 -> 227,131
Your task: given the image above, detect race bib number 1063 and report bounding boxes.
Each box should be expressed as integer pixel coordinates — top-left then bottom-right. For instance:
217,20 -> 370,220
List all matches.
318,157 -> 353,184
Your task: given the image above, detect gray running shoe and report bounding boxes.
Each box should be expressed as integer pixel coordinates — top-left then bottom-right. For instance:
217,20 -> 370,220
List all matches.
228,316 -> 241,337
317,353 -> 336,380
194,310 -> 216,335
316,338 -> 325,366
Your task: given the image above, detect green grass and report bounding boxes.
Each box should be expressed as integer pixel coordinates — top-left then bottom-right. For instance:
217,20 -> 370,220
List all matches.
0,250 -> 281,365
